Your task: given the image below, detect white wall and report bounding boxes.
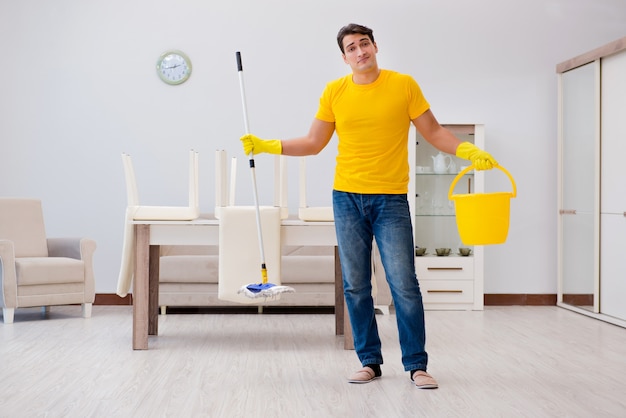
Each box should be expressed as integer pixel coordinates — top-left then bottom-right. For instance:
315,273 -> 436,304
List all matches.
1,0 -> 625,294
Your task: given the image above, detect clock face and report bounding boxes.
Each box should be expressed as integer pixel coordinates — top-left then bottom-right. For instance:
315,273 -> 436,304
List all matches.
156,51 -> 192,85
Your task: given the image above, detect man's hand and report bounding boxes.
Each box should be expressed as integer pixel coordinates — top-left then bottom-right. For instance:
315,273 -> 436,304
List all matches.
455,142 -> 497,170
240,134 -> 282,156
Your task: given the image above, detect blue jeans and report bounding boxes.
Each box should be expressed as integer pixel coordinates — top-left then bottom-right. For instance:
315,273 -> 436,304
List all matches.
333,190 -> 428,372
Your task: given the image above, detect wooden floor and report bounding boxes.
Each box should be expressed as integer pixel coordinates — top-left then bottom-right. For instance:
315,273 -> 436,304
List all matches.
2,305 -> 626,418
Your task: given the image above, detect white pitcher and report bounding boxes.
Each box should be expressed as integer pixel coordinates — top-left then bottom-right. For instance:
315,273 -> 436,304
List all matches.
431,152 -> 452,174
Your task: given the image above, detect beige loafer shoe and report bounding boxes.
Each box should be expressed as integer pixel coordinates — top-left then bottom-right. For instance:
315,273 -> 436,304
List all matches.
348,366 -> 379,384
412,370 -> 438,389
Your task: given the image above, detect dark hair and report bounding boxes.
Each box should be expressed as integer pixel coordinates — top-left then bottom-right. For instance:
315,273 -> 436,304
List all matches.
337,23 -> 375,54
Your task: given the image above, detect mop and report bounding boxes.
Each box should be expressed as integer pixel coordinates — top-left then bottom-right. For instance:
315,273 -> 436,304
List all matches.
235,51 -> 295,299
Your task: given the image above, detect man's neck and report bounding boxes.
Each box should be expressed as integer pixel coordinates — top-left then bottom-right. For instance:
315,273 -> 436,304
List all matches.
352,67 -> 381,85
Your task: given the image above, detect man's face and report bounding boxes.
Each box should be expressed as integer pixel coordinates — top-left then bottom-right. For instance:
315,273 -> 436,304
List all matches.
341,34 -> 378,73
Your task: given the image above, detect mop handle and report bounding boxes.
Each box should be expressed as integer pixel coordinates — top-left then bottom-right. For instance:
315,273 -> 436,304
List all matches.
236,52 -> 252,137
236,51 -> 268,281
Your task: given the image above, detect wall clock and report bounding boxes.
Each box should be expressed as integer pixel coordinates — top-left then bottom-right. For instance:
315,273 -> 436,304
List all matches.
156,50 -> 192,85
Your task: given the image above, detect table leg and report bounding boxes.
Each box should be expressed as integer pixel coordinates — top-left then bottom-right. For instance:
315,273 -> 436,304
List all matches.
334,246 -> 354,350
133,224 -> 150,350
334,246 -> 343,336
344,299 -> 353,350
148,245 -> 160,335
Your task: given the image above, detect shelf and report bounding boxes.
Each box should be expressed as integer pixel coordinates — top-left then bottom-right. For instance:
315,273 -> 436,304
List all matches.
415,255 -> 473,258
416,172 -> 474,176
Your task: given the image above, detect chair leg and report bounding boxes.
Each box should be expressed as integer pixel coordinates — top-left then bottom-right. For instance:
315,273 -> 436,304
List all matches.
41,306 -> 50,315
82,303 -> 93,318
2,308 -> 15,324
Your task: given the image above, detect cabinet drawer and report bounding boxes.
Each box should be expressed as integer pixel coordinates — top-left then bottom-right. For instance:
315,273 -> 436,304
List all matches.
420,280 -> 474,304
415,257 -> 473,280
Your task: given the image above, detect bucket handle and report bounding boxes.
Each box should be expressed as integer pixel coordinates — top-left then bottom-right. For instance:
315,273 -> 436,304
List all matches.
448,165 -> 517,200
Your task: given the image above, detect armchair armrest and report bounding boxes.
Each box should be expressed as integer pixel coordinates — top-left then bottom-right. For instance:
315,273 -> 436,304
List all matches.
0,239 -> 18,309
47,238 -> 96,260
47,238 -> 97,302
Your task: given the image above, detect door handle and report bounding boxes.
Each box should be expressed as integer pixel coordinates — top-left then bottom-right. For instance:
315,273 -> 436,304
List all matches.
559,209 -> 577,215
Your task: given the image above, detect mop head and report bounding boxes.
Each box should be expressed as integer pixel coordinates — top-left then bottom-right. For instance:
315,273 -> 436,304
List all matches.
238,282 -> 296,299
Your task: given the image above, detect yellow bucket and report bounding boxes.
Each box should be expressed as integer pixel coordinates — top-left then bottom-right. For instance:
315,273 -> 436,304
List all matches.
448,165 -> 516,245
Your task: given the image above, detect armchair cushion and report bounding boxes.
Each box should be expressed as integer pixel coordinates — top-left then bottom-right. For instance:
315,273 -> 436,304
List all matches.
15,258 -> 85,285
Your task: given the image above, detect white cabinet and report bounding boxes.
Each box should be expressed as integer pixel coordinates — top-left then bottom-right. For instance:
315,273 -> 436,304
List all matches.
599,50 -> 626,321
557,36 -> 626,327
558,61 -> 599,311
409,124 -> 485,310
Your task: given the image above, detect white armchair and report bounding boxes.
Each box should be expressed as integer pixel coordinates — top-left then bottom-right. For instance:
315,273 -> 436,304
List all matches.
0,198 -> 96,324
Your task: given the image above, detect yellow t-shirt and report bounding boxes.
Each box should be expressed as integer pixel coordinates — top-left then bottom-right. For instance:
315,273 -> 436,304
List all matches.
316,69 -> 430,194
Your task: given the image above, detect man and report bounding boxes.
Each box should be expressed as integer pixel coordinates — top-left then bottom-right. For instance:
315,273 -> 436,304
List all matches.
240,23 -> 497,389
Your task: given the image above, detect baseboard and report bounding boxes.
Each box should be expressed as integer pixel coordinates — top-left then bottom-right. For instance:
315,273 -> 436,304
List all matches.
93,293 -> 558,306
562,294 -> 593,306
95,294 -> 132,305
483,294 -> 557,306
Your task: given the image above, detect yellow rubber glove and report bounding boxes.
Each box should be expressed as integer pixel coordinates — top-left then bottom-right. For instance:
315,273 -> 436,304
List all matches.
240,134 -> 282,156
455,142 -> 498,170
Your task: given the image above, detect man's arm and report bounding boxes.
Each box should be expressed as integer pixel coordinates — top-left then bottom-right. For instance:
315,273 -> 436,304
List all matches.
281,118 -> 336,156
413,109 -> 498,170
412,109 -> 462,154
240,118 -> 335,157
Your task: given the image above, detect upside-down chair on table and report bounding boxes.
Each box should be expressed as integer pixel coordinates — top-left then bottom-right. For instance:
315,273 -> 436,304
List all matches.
117,150 -> 200,297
